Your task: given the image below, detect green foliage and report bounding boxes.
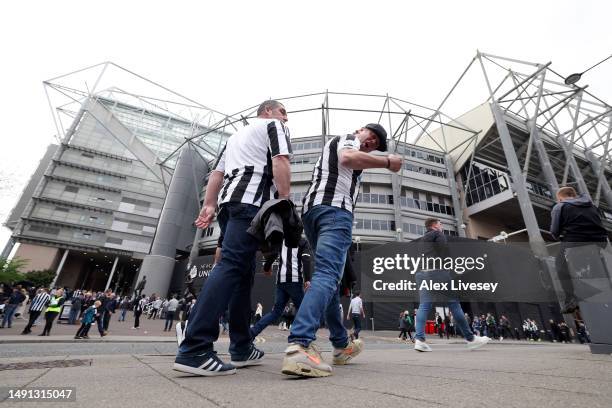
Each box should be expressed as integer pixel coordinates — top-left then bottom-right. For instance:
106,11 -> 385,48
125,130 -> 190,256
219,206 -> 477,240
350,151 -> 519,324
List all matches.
0,257 -> 27,285
25,269 -> 56,288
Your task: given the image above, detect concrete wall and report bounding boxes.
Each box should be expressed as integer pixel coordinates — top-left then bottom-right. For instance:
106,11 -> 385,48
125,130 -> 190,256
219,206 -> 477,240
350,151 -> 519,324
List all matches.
466,213 -> 528,242
4,144 -> 59,231
56,253 -> 86,289
14,243 -> 60,272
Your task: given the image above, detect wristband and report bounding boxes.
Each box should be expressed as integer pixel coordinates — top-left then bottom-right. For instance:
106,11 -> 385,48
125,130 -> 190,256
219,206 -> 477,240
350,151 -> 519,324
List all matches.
386,157 -> 390,169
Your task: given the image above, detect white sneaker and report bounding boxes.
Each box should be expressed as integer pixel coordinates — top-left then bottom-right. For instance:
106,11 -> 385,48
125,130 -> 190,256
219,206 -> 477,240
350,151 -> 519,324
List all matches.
176,320 -> 187,346
499,336 -> 503,341
414,339 -> 432,352
467,335 -> 490,350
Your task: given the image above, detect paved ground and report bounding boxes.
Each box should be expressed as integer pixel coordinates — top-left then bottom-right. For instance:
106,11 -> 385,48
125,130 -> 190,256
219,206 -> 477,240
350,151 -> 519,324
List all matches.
1,317 -> 611,408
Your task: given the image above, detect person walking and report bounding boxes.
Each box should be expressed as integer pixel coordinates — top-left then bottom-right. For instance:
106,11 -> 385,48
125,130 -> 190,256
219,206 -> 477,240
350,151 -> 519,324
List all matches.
347,291 -> 366,340
435,312 -> 444,339
149,297 -> 162,319
174,100 -> 291,376
75,300 -> 101,339
413,218 -> 490,352
68,292 -> 82,325
118,296 -> 130,322
14,288 -> 29,320
486,313 -> 497,339
398,311 -> 409,340
101,291 -> 116,334
283,123 -> 402,377
21,288 -> 51,335
499,315 -> 514,340
39,288 -> 65,336
1,287 -> 26,328
132,295 -> 145,329
164,295 -> 179,331
250,237 -> 312,339
550,186 -> 609,313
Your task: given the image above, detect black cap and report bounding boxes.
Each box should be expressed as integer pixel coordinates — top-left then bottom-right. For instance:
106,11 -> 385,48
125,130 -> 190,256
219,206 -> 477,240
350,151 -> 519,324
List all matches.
364,123 -> 388,151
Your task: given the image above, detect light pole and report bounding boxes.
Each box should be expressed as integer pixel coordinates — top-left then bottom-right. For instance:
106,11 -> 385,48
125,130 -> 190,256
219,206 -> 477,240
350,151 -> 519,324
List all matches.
565,53 -> 612,85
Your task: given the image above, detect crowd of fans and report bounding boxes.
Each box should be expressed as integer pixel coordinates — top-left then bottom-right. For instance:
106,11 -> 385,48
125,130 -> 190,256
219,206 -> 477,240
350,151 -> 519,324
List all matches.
0,282 -> 592,345
0,283 -> 196,338
397,308 -> 591,344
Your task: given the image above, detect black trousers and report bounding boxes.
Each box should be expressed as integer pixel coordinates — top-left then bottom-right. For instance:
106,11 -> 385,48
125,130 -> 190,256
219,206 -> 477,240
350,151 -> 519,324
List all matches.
134,311 -> 142,328
42,311 -> 59,335
97,314 -> 105,335
102,311 -> 111,331
76,323 -> 92,337
351,314 -> 362,339
23,310 -> 42,333
500,326 -> 514,339
164,311 -> 175,331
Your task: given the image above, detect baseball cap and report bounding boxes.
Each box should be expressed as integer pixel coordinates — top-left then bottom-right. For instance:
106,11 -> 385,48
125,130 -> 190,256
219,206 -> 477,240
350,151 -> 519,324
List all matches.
364,123 -> 388,151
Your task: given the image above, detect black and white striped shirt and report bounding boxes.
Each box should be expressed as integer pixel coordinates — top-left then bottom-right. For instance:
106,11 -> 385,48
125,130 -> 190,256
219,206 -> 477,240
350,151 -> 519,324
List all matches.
276,238 -> 311,284
215,118 -> 292,207
302,135 -> 362,214
29,292 -> 51,312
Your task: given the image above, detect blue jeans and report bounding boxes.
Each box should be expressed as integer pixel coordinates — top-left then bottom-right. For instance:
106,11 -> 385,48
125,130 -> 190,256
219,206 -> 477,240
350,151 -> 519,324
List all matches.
68,306 -> 79,324
414,270 -> 474,342
1,304 -> 18,328
119,309 -> 127,321
251,282 -> 304,338
288,205 -> 352,349
179,203 -> 260,358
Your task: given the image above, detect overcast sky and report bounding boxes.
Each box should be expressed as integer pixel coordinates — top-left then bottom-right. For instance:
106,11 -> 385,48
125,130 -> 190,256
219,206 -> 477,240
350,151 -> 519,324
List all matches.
1,0 -> 610,249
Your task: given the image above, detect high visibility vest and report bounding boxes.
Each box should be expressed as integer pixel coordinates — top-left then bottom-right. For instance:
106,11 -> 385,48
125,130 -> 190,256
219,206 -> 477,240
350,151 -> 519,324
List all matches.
46,296 -> 62,313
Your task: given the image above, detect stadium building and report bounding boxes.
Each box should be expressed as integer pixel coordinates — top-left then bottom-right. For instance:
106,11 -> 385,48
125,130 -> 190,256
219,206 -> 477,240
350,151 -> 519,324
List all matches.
3,53 -> 611,331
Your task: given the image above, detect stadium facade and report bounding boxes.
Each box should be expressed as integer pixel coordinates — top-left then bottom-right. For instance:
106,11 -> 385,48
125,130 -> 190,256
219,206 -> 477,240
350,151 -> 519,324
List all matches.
3,53 -> 612,331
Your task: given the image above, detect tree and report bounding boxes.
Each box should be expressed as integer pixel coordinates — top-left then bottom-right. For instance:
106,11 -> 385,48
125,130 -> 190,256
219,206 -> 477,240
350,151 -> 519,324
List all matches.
0,257 -> 27,285
25,269 -> 56,288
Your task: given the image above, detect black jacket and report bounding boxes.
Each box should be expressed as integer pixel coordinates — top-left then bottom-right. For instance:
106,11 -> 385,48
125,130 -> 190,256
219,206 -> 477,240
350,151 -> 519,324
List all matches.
247,199 -> 303,258
550,195 -> 608,242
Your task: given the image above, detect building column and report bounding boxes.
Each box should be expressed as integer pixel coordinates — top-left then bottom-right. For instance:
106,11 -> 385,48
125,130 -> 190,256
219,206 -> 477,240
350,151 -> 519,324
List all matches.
584,149 -> 612,208
0,237 -> 16,259
389,140 -> 403,241
490,103 -> 547,256
104,256 -> 119,291
531,126 -> 559,197
50,249 -> 69,288
445,154 -> 466,237
136,143 -> 207,297
557,136 -> 592,199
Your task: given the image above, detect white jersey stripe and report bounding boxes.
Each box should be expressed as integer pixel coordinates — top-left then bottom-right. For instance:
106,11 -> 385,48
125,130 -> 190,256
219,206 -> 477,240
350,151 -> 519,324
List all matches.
215,118 -> 292,207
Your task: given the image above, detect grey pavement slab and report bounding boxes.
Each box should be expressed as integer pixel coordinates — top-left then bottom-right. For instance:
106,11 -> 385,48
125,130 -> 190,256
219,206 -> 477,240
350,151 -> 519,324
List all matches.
1,334 -> 611,408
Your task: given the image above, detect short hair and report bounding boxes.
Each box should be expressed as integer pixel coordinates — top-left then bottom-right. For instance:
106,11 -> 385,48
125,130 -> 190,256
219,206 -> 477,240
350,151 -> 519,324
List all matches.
557,186 -> 577,199
257,100 -> 282,116
353,290 -> 360,297
425,218 -> 440,229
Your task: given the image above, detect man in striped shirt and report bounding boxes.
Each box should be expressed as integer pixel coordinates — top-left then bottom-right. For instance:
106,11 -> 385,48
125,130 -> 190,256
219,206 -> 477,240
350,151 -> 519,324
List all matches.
282,123 -> 402,378
250,237 -> 312,338
174,100 -> 292,377
21,288 -> 51,335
